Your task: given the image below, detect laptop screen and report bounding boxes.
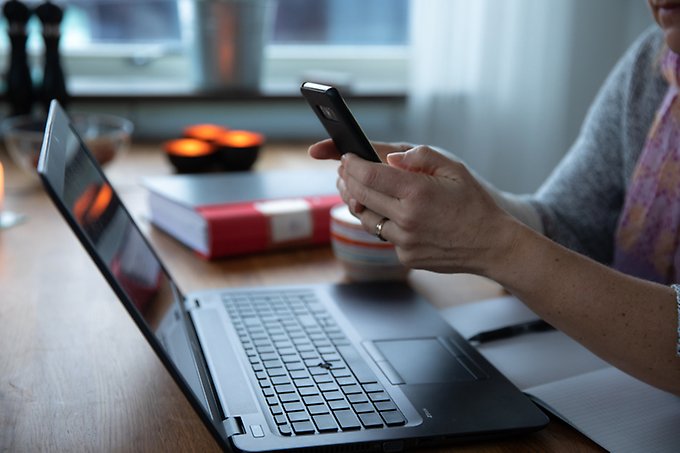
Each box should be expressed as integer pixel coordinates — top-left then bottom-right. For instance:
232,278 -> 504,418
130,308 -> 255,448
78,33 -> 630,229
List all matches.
37,102 -> 216,428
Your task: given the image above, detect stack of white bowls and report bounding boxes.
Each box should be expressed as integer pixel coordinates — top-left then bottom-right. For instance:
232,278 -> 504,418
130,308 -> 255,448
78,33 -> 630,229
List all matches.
330,203 -> 409,281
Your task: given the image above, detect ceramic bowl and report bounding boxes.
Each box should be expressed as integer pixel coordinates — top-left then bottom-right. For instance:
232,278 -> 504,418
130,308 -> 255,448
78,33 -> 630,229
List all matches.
330,203 -> 409,281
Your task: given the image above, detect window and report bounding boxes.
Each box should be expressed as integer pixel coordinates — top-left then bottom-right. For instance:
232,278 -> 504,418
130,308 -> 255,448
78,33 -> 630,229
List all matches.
272,0 -> 408,45
0,0 -> 410,95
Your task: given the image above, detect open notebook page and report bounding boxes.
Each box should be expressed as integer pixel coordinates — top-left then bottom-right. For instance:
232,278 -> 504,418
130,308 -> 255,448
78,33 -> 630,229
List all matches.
441,296 -> 680,452
526,367 -> 680,453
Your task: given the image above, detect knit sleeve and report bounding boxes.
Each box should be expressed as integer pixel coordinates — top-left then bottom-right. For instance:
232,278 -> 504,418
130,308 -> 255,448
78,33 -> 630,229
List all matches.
671,285 -> 680,357
530,27 -> 666,264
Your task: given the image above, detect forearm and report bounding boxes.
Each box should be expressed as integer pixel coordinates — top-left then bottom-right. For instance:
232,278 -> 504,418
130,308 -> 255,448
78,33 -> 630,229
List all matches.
489,220 -> 680,395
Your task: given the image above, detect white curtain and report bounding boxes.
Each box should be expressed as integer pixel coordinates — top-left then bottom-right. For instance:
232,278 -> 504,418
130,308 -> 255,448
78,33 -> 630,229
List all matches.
407,0 -> 650,193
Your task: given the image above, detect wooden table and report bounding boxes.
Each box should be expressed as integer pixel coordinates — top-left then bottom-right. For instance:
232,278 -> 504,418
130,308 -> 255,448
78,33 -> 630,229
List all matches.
0,143 -> 601,452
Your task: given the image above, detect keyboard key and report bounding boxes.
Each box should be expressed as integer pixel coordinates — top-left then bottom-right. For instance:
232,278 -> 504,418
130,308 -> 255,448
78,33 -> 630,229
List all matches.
318,382 -> 339,392
297,314 -> 317,327
294,378 -> 315,388
347,393 -> 368,404
336,377 -> 357,386
323,391 -> 344,401
362,383 -> 384,393
331,369 -> 352,378
300,351 -> 319,360
336,346 -> 378,384
259,352 -> 278,361
288,412 -> 310,423
358,412 -> 384,428
328,399 -> 350,410
263,359 -> 283,369
341,384 -> 362,395
275,414 -> 288,425
352,403 -> 374,414
279,393 -> 300,403
312,373 -> 333,383
374,401 -> 397,412
298,387 -> 319,397
270,404 -> 283,415
308,404 -> 330,415
274,384 -> 295,394
282,355 -> 301,363
283,402 -> 304,412
266,367 -> 287,377
368,392 -> 390,402
263,387 -> 275,397
285,362 -> 305,371
271,376 -> 291,385
278,424 -> 292,436
381,410 -> 406,426
292,421 -> 316,435
312,414 -> 339,432
289,370 -> 309,380
309,366 -> 331,376
333,409 -> 361,430
266,396 -> 279,406
302,395 -> 324,406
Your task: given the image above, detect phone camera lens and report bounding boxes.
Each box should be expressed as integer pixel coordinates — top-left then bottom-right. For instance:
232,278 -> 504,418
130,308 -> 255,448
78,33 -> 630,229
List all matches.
319,105 -> 338,121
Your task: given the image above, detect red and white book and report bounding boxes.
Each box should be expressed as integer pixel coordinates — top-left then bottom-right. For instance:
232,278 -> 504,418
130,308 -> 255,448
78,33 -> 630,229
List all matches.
144,170 -> 341,259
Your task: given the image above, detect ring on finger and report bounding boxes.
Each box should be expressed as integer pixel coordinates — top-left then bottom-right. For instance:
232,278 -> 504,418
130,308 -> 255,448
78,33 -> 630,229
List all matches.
375,217 -> 389,242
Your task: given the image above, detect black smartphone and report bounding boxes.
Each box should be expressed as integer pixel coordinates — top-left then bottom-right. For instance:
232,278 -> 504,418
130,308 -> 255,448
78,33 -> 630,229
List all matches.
300,81 -> 381,163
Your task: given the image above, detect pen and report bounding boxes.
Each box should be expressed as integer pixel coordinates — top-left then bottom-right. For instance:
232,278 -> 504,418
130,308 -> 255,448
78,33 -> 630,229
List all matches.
467,319 -> 555,344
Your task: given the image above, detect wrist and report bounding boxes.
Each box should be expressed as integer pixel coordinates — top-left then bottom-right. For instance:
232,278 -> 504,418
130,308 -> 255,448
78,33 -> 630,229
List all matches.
481,215 -> 535,283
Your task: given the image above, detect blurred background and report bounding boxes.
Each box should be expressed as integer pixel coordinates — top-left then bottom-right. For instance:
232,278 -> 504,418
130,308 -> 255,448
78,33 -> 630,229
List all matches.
0,0 -> 653,192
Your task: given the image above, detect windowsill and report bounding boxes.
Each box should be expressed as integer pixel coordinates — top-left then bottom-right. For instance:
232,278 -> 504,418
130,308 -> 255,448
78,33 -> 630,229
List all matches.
63,77 -> 407,102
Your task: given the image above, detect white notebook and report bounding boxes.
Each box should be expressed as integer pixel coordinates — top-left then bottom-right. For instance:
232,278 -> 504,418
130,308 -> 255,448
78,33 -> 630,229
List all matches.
443,296 -> 680,453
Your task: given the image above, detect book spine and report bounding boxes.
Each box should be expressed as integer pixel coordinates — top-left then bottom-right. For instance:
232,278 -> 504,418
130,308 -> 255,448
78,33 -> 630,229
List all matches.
198,195 -> 342,259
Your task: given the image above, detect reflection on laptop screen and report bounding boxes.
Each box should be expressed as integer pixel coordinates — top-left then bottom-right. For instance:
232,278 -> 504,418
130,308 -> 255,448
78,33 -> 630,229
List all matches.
39,103 -> 212,417
60,122 -> 175,328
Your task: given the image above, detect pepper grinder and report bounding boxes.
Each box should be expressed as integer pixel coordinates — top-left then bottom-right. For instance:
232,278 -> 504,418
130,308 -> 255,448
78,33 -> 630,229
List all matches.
3,0 -> 34,117
36,1 -> 68,113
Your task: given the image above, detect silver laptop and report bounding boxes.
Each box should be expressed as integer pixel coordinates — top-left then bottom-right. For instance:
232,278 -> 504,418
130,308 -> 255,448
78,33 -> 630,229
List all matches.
38,100 -> 547,452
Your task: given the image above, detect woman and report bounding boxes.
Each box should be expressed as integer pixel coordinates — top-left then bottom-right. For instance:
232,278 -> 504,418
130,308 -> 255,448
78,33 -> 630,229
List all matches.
309,0 -> 680,396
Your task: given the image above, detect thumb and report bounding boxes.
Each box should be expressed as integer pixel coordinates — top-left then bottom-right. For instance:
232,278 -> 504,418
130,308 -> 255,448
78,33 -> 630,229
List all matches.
386,146 -> 461,178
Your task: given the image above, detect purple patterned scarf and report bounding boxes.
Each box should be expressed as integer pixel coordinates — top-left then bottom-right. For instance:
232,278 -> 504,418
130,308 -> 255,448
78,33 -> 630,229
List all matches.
613,49 -> 680,284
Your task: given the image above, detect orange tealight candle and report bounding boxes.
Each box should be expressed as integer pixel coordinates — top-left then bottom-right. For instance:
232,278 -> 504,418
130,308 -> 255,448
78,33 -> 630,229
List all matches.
183,123 -> 229,143
163,138 -> 217,173
214,130 -> 264,171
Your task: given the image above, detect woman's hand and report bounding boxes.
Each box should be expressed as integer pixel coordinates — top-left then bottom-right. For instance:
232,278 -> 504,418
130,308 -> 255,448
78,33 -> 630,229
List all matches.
337,145 -> 520,275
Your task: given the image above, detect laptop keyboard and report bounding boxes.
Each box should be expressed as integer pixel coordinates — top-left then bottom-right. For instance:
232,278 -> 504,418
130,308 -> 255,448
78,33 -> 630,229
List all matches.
222,289 -> 407,436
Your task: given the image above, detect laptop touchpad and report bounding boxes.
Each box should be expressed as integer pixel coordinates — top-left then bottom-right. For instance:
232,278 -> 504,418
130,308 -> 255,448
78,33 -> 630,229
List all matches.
373,338 -> 476,384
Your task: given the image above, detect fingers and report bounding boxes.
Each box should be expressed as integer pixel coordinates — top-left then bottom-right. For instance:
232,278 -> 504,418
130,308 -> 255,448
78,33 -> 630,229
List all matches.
386,146 -> 462,178
354,207 -> 398,244
309,139 -> 414,162
308,139 -> 341,160
336,174 -> 365,213
339,156 -> 408,222
371,141 -> 414,162
340,153 -> 414,200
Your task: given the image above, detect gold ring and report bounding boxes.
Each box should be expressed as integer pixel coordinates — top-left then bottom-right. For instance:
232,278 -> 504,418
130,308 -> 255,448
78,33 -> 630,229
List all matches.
375,217 -> 389,241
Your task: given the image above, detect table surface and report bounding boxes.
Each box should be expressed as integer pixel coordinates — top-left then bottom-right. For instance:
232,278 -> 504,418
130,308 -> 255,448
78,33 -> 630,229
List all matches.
0,143 -> 602,452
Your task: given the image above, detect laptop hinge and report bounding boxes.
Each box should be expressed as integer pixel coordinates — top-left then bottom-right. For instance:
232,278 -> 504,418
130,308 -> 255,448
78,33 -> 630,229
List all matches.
183,297 -> 199,311
223,417 -> 245,437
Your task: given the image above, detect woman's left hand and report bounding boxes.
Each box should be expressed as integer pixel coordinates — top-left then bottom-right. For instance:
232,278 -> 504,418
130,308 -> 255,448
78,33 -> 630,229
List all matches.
338,146 -> 520,275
